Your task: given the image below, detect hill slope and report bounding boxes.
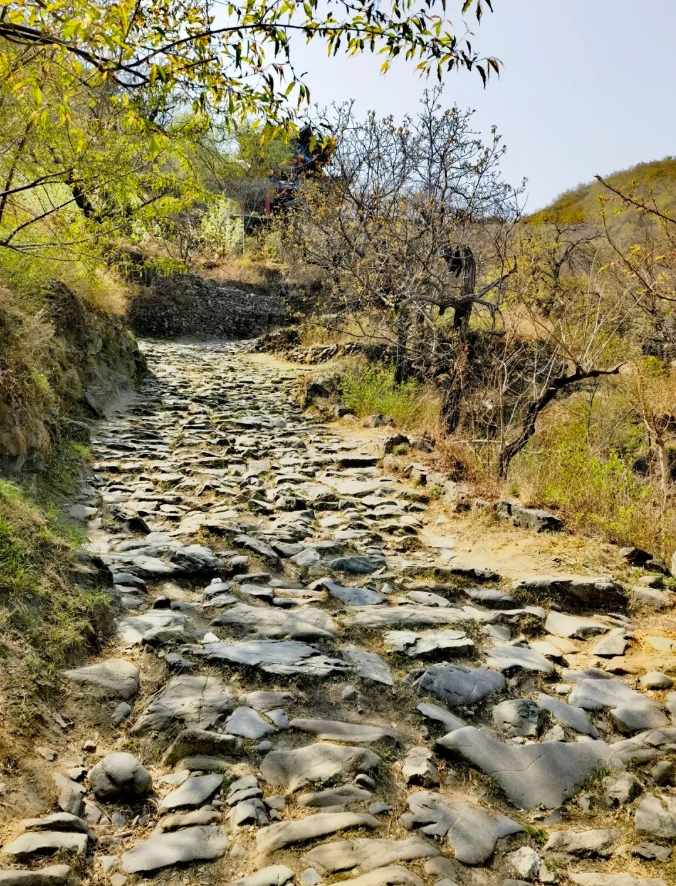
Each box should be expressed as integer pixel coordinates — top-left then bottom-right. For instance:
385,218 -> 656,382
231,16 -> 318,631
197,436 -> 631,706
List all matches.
530,156 -> 676,238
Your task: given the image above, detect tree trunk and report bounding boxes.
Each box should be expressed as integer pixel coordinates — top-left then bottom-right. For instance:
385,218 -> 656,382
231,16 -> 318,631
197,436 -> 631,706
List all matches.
394,308 -> 411,385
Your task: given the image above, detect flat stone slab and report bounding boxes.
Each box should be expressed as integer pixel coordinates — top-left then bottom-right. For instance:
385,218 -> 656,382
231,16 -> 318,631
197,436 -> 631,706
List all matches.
212,604 -> 336,640
132,675 -> 235,735
260,742 -> 380,792
342,646 -> 393,686
406,591 -> 451,608
240,690 -> 295,711
570,678 -> 668,734
224,866 -> 295,886
159,773 -> 223,810
0,866 -> 71,886
634,794 -> 676,839
118,611 -> 186,645
545,612 -> 609,639
484,645 -> 554,674
438,726 -> 620,808
121,825 -> 228,873
326,556 -> 386,574
322,581 -> 385,606
289,719 -> 399,744
400,791 -> 523,865
384,630 -> 473,658
225,707 -> 275,739
303,836 -> 439,874
198,639 -> 350,677
62,659 -> 140,700
21,814 -> 90,835
257,812 -> 381,855
418,665 -> 505,706
544,828 -> 620,856
163,728 -> 243,765
340,868 -> 424,886
570,876 -> 667,886
537,694 -> 598,737
297,785 -> 373,810
610,728 -> 676,764
344,606 -> 470,630
417,703 -> 466,733
3,832 -> 88,861
513,576 -> 625,608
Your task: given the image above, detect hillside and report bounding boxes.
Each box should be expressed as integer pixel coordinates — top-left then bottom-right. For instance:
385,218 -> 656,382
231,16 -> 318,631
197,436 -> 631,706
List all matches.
530,156 -> 676,240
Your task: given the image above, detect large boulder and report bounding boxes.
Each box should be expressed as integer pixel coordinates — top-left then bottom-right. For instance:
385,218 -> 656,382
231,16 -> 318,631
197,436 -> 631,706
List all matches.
88,752 -> 152,801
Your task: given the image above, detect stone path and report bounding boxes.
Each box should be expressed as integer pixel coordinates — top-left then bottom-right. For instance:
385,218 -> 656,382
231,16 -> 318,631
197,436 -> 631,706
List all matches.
2,339 -> 675,886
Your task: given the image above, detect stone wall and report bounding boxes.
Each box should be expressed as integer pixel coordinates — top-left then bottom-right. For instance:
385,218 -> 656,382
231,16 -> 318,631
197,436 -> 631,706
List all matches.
127,274 -> 288,339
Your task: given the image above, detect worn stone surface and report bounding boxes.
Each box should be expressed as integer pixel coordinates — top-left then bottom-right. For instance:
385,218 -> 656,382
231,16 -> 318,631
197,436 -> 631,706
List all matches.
537,693 -> 599,737
0,867 -> 71,886
438,727 -> 619,808
3,832 -> 88,861
544,828 -> 620,856
158,773 -> 223,810
62,659 -> 140,699
289,719 -> 399,745
492,699 -> 542,737
303,837 -> 439,874
570,678 -> 669,733
260,743 -> 380,792
198,639 -> 349,677
121,825 -> 228,873
342,646 -> 393,685
256,812 -> 381,855
400,792 -> 523,865
212,604 -> 336,639
634,794 -> 676,838
418,666 -> 505,706
132,675 -> 235,734
224,866 -> 295,886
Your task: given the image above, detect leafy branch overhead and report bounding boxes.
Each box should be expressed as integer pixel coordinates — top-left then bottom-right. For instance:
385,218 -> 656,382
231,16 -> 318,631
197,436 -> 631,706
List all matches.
0,0 -> 499,124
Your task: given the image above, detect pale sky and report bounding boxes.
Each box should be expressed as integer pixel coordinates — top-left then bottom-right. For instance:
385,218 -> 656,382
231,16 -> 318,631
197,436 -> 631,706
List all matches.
284,0 -> 676,210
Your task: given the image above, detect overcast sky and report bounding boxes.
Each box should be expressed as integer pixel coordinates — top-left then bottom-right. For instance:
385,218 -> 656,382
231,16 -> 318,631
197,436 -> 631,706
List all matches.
285,0 -> 676,210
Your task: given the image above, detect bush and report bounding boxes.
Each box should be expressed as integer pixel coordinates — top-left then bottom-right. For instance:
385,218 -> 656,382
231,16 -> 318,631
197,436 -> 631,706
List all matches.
339,364 -> 441,430
511,398 -> 676,561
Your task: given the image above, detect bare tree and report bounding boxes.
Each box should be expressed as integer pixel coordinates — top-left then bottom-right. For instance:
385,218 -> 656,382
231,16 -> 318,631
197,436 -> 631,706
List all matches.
286,89 -> 524,428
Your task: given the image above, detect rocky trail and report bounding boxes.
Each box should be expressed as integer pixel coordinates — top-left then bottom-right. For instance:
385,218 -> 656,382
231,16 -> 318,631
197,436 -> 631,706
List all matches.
3,339 -> 676,886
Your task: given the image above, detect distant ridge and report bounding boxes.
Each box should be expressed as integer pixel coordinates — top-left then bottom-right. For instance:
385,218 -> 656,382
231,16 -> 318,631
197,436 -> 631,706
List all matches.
528,156 -> 676,239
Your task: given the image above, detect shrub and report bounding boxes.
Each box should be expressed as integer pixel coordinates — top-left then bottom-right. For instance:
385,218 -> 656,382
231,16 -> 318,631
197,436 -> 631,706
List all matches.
339,364 -> 441,430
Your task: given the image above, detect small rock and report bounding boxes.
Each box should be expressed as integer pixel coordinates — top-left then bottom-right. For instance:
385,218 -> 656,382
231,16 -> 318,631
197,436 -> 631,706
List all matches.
369,803 -> 391,815
401,747 -> 439,787
36,747 -> 57,762
632,842 -> 671,861
112,702 -> 132,726
602,772 -> 641,806
639,671 -> 673,690
651,761 -> 676,786
505,847 -> 541,880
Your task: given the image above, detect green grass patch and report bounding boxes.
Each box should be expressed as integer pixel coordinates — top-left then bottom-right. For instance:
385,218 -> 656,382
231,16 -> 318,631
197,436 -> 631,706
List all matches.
339,364 -> 440,430
0,479 -> 111,669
